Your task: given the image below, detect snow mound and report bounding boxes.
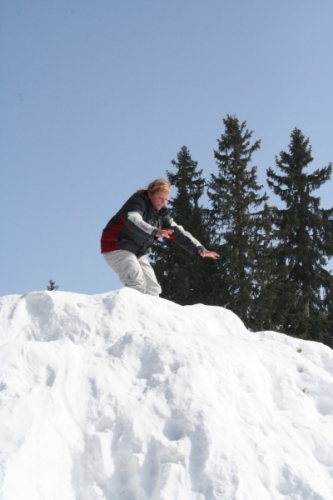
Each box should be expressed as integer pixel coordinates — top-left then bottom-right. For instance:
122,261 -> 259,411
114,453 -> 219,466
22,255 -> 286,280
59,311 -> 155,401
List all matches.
0,289 -> 332,500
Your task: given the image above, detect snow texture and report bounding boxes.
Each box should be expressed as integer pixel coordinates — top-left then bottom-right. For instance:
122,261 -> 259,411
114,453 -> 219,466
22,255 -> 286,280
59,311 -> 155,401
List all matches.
0,288 -> 332,500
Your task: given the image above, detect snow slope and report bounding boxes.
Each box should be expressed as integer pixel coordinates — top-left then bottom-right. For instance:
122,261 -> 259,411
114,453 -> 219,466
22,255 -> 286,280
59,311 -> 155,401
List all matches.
0,289 -> 332,500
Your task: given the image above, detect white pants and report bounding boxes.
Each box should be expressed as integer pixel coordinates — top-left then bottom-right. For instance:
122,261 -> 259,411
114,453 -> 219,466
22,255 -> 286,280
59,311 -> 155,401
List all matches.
103,250 -> 162,296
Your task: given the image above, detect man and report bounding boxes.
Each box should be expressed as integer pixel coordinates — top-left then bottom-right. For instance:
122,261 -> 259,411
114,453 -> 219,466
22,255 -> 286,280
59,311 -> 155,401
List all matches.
101,178 -> 219,295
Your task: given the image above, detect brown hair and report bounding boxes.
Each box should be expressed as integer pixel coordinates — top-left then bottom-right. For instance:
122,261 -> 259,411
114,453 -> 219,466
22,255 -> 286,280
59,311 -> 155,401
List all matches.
137,178 -> 171,199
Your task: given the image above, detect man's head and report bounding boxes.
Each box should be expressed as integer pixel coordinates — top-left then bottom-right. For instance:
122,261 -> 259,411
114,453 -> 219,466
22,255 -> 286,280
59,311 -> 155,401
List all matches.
147,179 -> 171,210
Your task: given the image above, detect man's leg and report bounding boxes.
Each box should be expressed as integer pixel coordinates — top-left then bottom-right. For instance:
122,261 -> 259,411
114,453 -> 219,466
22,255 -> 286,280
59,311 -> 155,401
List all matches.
103,250 -> 147,293
138,256 -> 162,296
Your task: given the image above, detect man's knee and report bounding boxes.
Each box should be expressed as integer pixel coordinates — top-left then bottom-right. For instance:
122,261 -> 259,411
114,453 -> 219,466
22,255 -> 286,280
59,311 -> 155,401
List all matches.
104,251 -> 147,293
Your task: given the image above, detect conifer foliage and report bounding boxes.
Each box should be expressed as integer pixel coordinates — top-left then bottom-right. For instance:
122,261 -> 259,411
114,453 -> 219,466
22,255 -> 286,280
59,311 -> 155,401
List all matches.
151,146 -> 214,304
151,118 -> 333,346
47,280 -> 59,291
207,116 -> 272,328
267,128 -> 333,344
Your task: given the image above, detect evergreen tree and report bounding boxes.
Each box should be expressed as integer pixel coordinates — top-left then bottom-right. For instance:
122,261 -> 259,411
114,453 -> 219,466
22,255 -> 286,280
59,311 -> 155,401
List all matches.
248,203 -> 282,331
151,146 -> 215,305
47,280 -> 59,291
207,115 -> 273,328
267,128 -> 333,345
324,282 -> 333,347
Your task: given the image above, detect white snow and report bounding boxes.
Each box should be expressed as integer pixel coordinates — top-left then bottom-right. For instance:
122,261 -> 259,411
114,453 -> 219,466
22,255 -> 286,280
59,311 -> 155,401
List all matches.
0,288 -> 332,500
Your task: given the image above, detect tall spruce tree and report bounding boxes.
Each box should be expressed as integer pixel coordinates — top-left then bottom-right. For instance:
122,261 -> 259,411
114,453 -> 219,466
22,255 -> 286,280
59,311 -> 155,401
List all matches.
248,203 -> 283,331
207,115 -> 274,328
267,128 -> 333,345
151,146 -> 215,305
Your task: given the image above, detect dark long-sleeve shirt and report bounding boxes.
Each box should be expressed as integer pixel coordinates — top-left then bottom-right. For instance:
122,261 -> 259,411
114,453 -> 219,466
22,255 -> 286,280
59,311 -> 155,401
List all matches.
101,192 -> 205,258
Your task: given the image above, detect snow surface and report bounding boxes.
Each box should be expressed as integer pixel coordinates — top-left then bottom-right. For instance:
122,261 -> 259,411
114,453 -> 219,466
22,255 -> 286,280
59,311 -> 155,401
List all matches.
0,288 -> 332,500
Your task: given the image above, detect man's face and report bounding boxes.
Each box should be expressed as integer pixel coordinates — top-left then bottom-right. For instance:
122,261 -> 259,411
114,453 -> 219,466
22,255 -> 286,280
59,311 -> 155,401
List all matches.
149,190 -> 170,210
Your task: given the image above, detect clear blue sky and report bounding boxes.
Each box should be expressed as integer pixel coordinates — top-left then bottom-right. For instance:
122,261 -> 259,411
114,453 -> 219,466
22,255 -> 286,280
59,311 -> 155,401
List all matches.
1,0 -> 332,296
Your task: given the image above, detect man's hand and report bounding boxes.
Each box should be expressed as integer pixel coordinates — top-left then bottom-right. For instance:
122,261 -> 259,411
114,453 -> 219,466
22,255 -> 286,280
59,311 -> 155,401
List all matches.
156,229 -> 174,239
199,249 -> 220,259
